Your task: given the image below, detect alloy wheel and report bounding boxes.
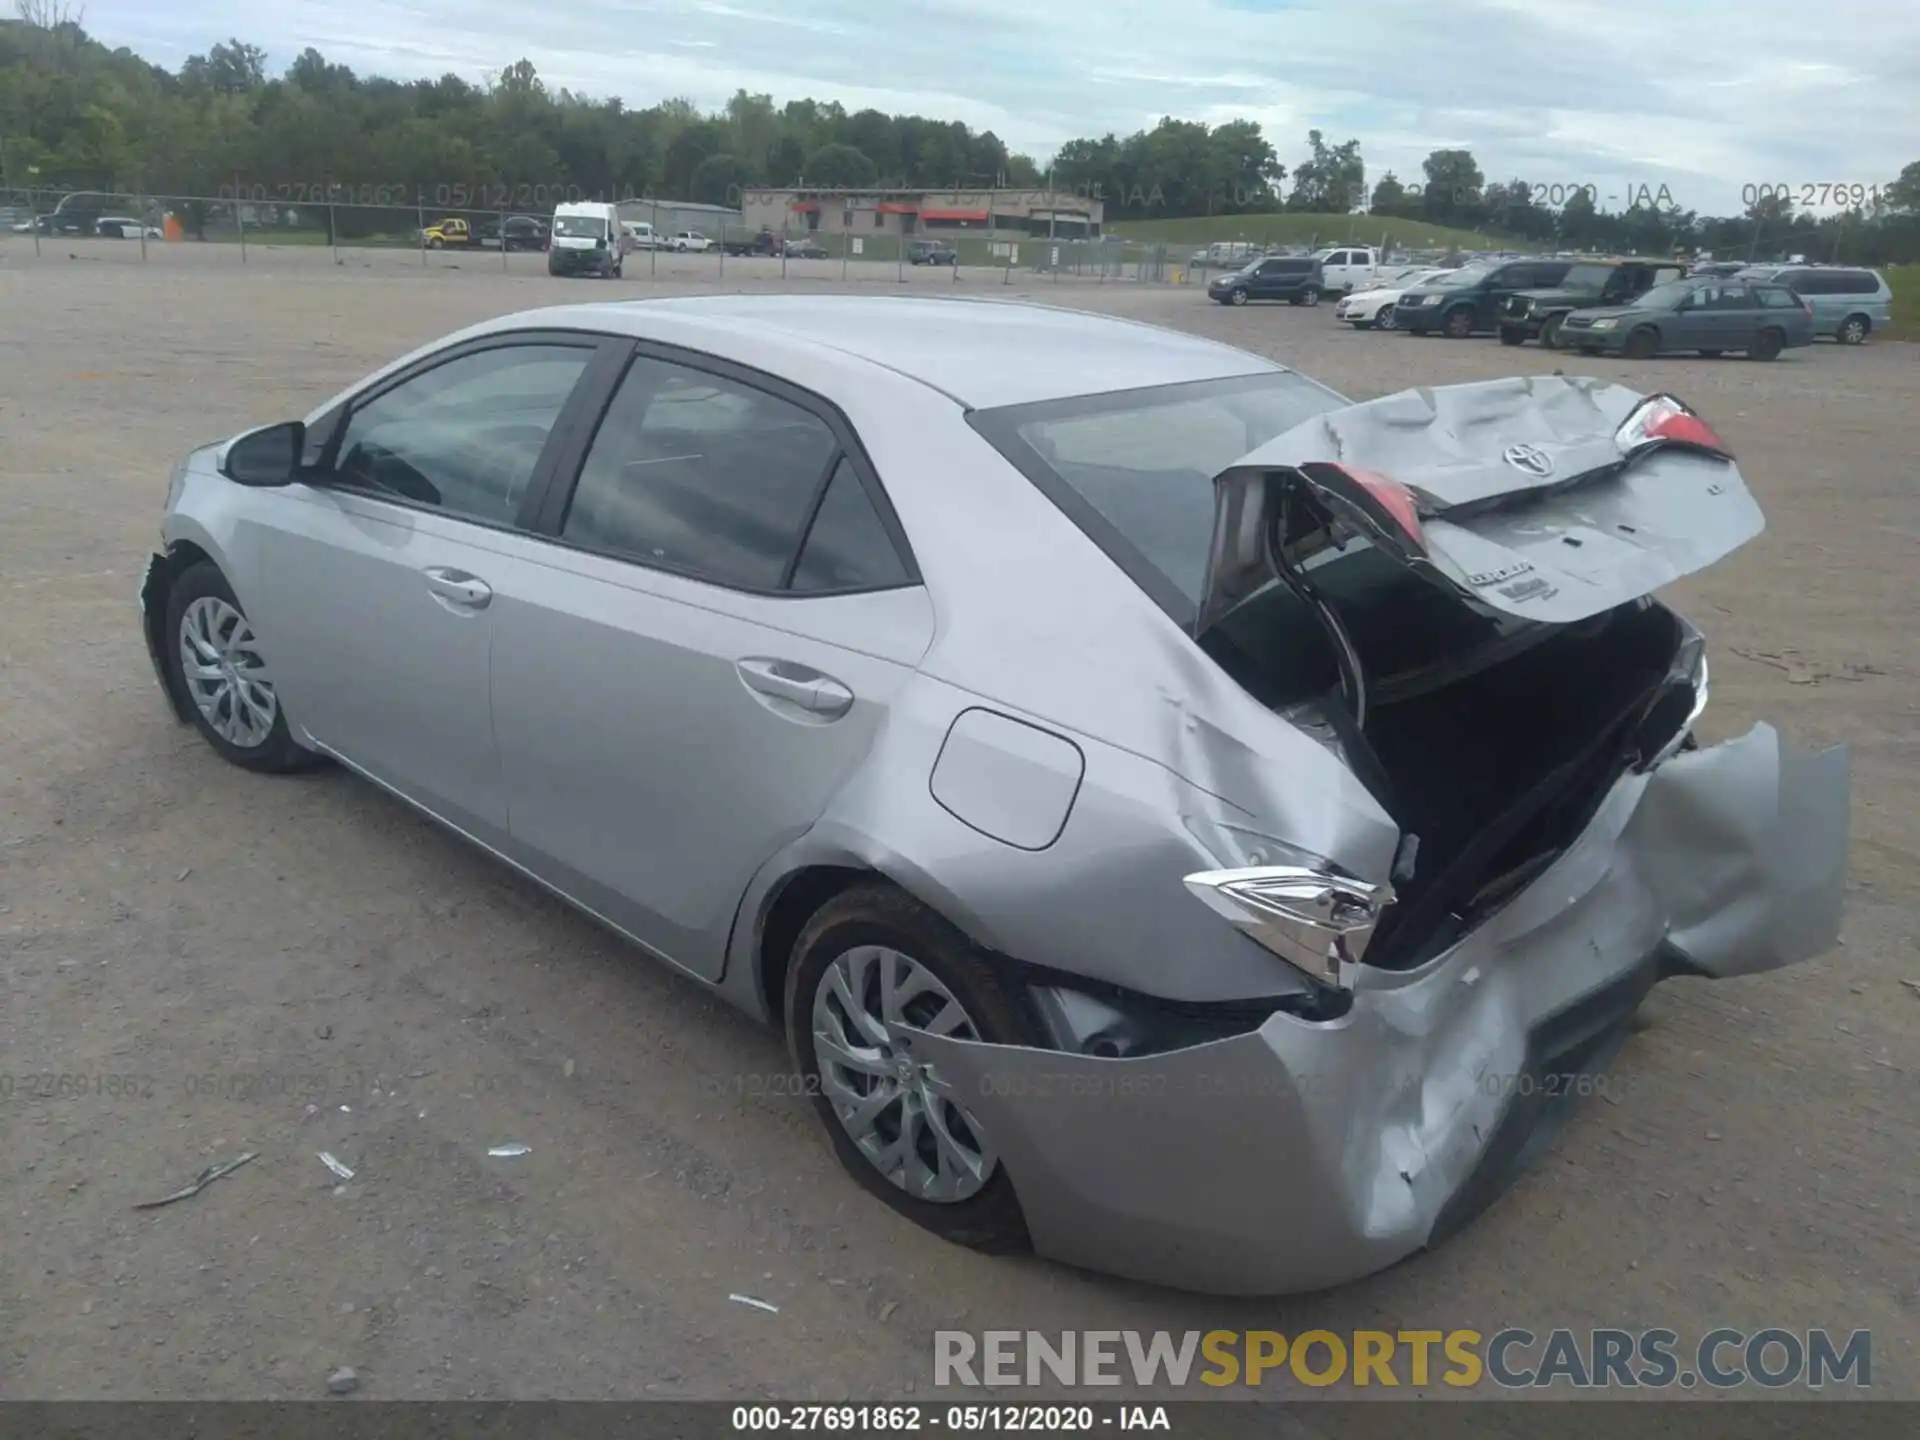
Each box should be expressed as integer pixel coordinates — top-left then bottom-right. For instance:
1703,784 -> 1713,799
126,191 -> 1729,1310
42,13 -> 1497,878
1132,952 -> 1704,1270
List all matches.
1375,306 -> 1397,330
811,945 -> 996,1204
178,595 -> 278,748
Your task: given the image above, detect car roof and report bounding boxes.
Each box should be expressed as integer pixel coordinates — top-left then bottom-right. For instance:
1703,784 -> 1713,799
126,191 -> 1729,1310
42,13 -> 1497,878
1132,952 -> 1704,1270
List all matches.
475,294 -> 1281,409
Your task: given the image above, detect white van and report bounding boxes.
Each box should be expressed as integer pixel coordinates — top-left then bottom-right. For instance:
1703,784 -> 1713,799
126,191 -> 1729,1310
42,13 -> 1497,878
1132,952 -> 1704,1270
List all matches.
622,220 -> 658,250
548,201 -> 624,278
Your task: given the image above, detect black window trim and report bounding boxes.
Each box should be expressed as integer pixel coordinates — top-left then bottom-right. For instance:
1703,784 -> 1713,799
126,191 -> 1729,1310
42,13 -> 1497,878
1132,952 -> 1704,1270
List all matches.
302,328 -> 628,538
526,336 -> 924,599
965,369 -> 1353,631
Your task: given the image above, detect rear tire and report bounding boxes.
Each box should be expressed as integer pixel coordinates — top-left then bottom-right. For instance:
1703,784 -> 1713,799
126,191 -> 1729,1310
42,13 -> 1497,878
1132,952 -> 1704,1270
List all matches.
1837,314 -> 1869,345
163,562 -> 323,775
1621,326 -> 1660,359
1750,327 -> 1784,361
786,884 -> 1038,1253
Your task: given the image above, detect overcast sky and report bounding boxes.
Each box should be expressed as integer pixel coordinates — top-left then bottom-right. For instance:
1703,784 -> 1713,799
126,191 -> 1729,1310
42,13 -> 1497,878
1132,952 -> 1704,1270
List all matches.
78,0 -> 1920,216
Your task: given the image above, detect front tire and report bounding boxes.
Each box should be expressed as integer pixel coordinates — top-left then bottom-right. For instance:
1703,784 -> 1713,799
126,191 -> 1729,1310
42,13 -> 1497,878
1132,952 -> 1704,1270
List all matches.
1498,326 -> 1525,346
1443,306 -> 1474,338
163,562 -> 320,774
1299,285 -> 1320,307
1540,316 -> 1563,349
1229,287 -> 1249,306
786,884 -> 1037,1253
1622,326 -> 1660,359
1374,306 -> 1398,331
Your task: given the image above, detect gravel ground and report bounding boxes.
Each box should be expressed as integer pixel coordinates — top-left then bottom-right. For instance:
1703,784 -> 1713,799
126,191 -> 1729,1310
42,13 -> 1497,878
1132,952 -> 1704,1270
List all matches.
1,238 -> 1915,1408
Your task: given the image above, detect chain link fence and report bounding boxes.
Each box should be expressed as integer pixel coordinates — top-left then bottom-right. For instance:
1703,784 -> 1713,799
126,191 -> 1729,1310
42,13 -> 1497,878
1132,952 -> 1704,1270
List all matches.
0,187 -> 1217,287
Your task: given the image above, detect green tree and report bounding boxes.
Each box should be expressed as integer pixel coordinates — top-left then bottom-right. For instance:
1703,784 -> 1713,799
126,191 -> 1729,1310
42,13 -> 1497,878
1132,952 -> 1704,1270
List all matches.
1288,130 -> 1363,212
801,142 -> 878,189
1420,148 -> 1483,225
689,151 -> 745,207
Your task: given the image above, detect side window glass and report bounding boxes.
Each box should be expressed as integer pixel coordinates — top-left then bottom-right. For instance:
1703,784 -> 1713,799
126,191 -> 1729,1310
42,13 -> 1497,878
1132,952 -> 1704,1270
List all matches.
791,458 -> 911,593
561,356 -> 839,589
332,344 -> 591,523
1710,285 -> 1754,311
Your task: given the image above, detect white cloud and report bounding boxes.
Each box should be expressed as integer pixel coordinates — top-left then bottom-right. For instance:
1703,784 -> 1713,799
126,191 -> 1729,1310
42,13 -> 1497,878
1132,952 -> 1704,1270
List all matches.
75,0 -> 1920,214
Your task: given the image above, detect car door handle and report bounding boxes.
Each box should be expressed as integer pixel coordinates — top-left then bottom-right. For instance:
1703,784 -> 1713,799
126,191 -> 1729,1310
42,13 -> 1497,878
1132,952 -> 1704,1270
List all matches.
423,567 -> 492,609
736,658 -> 854,719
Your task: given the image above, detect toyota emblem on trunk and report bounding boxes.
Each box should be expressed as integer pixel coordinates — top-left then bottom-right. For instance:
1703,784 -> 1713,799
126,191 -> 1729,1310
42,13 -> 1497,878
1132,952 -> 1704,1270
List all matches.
1502,443 -> 1555,476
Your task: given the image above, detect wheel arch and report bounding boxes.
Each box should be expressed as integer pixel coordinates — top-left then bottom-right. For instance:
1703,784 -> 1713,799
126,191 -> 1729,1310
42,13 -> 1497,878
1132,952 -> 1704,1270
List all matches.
143,537 -> 220,723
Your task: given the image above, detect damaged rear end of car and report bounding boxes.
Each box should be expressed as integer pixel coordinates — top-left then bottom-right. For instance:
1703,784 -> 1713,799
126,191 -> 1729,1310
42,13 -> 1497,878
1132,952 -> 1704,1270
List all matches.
903,374 -> 1849,1295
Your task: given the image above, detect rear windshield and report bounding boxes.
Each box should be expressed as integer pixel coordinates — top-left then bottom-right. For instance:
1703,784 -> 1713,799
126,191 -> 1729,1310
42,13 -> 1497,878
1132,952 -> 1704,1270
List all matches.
968,372 -> 1349,607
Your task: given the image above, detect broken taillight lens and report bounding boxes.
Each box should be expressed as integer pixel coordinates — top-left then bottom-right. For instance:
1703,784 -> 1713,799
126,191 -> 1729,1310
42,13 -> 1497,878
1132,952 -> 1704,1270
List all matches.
1615,394 -> 1733,460
1327,465 -> 1427,549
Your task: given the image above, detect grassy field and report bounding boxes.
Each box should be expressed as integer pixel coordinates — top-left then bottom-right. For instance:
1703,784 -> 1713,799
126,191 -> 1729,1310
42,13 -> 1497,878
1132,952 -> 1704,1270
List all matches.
1886,265 -> 1915,338
1109,211 -> 1503,253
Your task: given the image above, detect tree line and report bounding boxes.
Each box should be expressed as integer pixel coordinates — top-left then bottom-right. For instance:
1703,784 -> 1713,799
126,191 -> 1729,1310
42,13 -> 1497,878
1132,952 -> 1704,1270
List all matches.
3,9 -> 1916,262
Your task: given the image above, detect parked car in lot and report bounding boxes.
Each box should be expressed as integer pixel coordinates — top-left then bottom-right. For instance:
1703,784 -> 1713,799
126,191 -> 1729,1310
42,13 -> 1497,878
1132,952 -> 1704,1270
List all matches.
785,237 -> 830,259
669,231 -> 712,252
135,294 -> 1847,1296
1333,268 -> 1454,329
908,240 -> 958,265
1559,277 -> 1815,359
93,215 -> 164,240
419,217 -> 477,248
1311,246 -> 1386,294
723,228 -> 785,257
1394,258 -> 1578,336
483,215 -> 551,251
1731,265 -> 1892,344
1207,254 -> 1325,306
1497,259 -> 1685,348
546,202 -> 625,278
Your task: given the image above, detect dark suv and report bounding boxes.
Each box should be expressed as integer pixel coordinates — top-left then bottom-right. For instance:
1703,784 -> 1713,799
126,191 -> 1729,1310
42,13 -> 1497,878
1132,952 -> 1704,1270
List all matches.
1393,258 -> 1576,336
1206,255 -> 1325,306
1498,259 -> 1685,348
908,239 -> 958,265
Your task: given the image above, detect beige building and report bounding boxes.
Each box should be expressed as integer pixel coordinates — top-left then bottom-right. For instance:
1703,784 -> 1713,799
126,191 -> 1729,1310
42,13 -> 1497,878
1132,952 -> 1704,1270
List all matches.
738,187 -> 1103,240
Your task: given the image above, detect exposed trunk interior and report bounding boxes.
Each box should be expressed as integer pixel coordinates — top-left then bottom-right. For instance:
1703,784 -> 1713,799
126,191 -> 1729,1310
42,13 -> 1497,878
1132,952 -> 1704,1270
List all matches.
1202,548 -> 1691,970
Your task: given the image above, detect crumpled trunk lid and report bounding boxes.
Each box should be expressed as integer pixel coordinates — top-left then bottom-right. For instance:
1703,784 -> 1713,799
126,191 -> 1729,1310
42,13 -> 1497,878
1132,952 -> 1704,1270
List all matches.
1197,375 -> 1763,638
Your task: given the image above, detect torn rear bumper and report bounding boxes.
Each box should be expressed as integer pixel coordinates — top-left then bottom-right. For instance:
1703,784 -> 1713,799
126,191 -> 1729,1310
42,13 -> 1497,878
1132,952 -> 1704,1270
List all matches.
896,722 -> 1848,1295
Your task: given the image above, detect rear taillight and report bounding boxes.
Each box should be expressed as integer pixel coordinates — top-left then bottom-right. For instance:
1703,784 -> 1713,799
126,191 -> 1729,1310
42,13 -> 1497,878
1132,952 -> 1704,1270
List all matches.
1615,394 -> 1733,460
1330,464 -> 1426,549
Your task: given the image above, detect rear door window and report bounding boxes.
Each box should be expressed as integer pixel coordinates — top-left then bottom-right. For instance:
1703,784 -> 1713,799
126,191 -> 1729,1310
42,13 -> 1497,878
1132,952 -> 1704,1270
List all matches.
1756,287 -> 1800,309
560,356 -> 839,589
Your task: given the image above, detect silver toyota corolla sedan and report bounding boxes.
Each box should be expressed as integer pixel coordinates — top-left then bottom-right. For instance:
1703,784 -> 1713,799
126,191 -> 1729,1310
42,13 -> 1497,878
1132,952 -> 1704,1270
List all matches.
137,295 -> 1849,1295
